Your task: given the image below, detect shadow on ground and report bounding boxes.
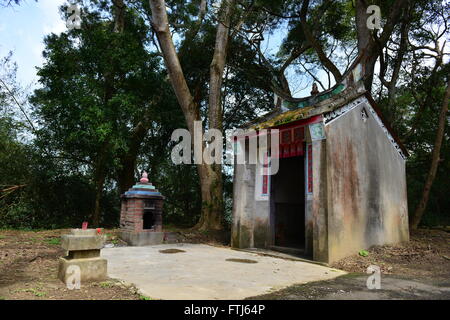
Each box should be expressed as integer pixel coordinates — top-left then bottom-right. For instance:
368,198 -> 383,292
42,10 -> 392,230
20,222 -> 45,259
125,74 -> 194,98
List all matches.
247,273 -> 450,300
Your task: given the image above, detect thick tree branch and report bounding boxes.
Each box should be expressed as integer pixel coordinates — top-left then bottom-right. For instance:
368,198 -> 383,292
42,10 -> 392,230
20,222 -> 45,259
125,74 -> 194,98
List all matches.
300,0 -> 342,83
149,0 -> 200,135
209,0 -> 234,131
355,0 -> 409,90
113,0 -> 125,33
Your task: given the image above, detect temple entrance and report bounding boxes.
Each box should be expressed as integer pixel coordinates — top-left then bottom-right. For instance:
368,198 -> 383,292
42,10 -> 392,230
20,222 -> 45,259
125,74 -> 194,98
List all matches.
270,155 -> 306,255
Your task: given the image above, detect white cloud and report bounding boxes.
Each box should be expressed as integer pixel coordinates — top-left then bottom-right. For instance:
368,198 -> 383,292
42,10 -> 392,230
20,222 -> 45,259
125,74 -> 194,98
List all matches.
40,0 -> 67,36
0,0 -> 68,87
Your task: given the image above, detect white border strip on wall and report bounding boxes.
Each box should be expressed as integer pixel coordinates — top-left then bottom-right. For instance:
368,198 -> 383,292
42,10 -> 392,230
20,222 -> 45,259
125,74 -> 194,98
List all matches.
323,97 -> 367,126
323,96 -> 407,161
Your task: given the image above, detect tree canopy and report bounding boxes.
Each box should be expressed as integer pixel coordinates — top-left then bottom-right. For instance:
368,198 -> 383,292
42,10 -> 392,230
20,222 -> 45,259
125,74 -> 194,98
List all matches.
0,0 -> 448,229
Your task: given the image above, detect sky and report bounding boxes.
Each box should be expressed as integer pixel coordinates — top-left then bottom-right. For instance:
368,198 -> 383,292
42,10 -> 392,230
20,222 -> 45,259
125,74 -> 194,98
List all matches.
0,0 -> 67,88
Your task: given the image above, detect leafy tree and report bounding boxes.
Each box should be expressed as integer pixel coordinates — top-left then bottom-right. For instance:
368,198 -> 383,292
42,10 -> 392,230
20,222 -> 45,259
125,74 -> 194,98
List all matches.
144,0 -> 273,231
1,0 -> 448,231
31,1 -> 180,226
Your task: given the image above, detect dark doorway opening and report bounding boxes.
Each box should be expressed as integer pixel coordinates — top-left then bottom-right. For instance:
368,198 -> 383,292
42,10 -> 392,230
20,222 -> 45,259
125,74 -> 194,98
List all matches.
143,211 -> 155,230
270,155 -> 305,254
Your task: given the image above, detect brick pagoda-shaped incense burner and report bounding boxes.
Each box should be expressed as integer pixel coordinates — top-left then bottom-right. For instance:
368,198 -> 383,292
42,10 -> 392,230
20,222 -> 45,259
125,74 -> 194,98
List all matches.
119,172 -> 165,246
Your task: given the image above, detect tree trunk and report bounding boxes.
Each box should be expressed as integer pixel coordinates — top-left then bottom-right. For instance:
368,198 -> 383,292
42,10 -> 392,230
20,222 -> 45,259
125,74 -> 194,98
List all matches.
149,0 -> 233,230
91,1 -> 127,224
91,138 -> 110,226
92,171 -> 106,227
113,0 -> 125,33
117,122 -> 149,194
410,81 -> 450,229
194,0 -> 233,230
355,0 -> 409,91
149,0 -> 200,131
355,0 -> 379,91
208,0 -> 232,132
117,156 -> 138,195
196,164 -> 223,230
355,0 -> 372,54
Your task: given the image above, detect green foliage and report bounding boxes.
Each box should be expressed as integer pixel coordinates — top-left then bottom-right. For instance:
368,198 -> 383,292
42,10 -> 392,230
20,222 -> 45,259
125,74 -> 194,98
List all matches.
358,250 -> 369,257
378,62 -> 450,227
0,2 -> 201,229
99,281 -> 114,288
32,7 -> 160,166
278,0 -> 355,72
20,287 -> 46,297
1,0 -> 449,231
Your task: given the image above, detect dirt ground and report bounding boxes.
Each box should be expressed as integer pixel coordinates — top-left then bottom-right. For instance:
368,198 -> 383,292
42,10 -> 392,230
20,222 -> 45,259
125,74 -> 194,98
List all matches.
330,228 -> 450,281
0,227 -> 448,300
0,229 -> 142,300
0,227 -> 230,300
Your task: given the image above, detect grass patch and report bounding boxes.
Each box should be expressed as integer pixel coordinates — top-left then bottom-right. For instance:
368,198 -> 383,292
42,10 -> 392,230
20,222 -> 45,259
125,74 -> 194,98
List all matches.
21,288 -> 46,297
106,233 -> 120,245
140,295 -> 152,300
45,238 -> 61,245
359,250 -> 369,257
99,281 -> 114,288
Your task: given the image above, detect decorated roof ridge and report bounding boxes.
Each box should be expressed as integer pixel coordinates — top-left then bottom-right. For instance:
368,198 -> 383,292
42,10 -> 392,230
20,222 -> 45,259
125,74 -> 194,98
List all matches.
281,83 -> 346,110
251,85 -> 366,130
275,61 -> 365,112
242,55 -> 365,130
277,54 -> 365,104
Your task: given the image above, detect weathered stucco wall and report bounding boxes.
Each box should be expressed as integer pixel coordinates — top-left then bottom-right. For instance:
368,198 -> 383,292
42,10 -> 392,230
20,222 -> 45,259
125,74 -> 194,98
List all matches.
232,163 -> 254,248
231,162 -> 271,249
311,140 -> 329,262
324,100 -> 409,263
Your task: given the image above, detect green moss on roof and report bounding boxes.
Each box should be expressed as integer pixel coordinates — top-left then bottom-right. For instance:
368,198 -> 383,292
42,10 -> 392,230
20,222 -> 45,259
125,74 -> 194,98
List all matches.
251,106 -> 314,130
248,82 -> 355,130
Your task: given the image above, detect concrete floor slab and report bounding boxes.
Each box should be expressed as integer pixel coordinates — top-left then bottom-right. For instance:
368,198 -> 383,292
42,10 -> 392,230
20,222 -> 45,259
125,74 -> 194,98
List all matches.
102,244 -> 346,300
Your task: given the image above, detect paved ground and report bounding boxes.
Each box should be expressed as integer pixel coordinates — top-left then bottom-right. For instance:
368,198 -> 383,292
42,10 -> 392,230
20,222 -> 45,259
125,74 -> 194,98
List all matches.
248,273 -> 450,300
102,243 -> 346,300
